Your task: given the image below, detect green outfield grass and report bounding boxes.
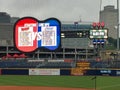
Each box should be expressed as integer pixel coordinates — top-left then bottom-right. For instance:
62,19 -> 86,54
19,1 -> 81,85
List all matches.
0,75 -> 120,90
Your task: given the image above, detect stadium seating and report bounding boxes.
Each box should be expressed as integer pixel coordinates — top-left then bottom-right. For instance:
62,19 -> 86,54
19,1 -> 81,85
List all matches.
0,59 -> 73,68
0,59 -> 117,68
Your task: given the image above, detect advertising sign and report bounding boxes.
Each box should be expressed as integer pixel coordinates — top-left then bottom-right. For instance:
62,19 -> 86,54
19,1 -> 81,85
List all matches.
14,17 -> 61,52
90,29 -> 108,39
116,70 -> 120,76
29,69 -> 60,75
93,39 -> 105,44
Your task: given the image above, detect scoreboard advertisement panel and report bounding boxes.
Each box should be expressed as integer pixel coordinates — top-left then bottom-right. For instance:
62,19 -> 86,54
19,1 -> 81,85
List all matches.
89,29 -> 108,39
14,17 -> 61,53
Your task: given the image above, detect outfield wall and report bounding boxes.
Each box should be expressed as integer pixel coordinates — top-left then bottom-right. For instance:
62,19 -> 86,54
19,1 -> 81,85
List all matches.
0,68 -> 120,76
2,69 -> 28,75
0,68 -> 71,75
29,69 -> 60,75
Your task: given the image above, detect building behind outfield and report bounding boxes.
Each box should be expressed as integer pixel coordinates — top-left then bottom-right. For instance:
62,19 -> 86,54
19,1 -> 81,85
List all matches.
100,5 -> 118,39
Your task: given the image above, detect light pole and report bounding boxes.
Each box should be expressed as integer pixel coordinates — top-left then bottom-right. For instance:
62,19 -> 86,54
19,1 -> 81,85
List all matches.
117,0 -> 119,50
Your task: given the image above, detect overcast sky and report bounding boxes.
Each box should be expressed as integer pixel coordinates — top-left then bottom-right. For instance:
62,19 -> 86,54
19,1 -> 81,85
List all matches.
0,0 -> 118,22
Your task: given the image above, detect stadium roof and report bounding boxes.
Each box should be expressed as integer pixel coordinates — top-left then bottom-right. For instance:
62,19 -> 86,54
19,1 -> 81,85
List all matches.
61,24 -> 92,31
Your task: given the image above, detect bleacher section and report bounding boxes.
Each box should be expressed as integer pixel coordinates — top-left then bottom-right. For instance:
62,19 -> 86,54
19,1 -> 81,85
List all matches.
0,58 -> 116,69
0,59 -> 74,68
89,60 -> 110,68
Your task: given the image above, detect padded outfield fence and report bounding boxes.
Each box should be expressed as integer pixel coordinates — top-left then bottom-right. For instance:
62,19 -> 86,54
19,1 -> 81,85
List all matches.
0,68 -> 120,90
0,68 -> 120,76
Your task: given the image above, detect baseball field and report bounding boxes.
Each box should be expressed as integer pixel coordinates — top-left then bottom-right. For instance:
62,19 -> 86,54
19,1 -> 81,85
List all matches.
0,75 -> 120,90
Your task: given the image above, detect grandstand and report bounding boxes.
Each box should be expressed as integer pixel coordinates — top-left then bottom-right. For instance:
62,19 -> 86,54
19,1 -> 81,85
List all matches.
0,19 -> 98,68
0,20 -> 95,60
0,13 -> 118,69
